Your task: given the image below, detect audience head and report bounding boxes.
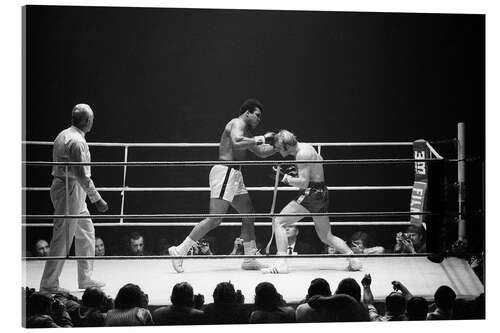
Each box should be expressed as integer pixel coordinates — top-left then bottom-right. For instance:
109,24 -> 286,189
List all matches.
309,294 -> 368,322
385,292 -> 406,315
95,237 -> 105,256
128,232 -> 145,255
114,283 -> 148,310
335,278 -> 361,302
306,278 -> 332,300
350,231 -> 369,248
434,285 -> 456,310
405,225 -> 426,247
156,238 -> 170,255
28,291 -> 53,316
407,296 -> 428,320
82,287 -> 108,309
34,239 -> 50,257
470,293 -> 485,319
170,282 -> 194,307
285,225 -> 299,242
254,282 -> 281,312
213,282 -> 237,305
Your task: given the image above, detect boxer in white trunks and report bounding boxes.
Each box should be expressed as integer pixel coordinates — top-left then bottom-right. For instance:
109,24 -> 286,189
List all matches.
261,130 -> 362,274
169,99 -> 277,273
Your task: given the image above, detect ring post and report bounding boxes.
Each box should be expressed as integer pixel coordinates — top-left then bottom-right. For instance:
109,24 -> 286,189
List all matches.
120,145 -> 129,224
457,122 -> 466,242
265,166 -> 281,254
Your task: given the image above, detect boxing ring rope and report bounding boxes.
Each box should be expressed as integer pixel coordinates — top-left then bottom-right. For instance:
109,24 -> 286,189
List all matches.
23,252 -> 445,261
23,186 -> 413,191
23,221 -> 413,227
22,124 -> 467,246
24,211 -> 435,219
23,141 -> 415,147
23,158 -> 449,167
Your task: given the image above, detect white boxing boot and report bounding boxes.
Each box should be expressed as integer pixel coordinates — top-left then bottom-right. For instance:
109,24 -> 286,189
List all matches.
241,240 -> 268,270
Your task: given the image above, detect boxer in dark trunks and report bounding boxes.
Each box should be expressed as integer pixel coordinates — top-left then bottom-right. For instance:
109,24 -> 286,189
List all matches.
261,130 -> 362,273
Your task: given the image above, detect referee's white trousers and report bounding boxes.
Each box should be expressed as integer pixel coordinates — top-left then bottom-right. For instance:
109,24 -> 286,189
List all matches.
40,178 -> 95,289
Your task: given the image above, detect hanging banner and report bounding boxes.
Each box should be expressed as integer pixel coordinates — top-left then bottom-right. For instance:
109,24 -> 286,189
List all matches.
410,140 -> 430,226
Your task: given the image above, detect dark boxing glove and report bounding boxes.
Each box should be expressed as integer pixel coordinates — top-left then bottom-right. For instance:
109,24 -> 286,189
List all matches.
255,132 -> 276,146
269,164 -> 298,184
264,132 -> 276,146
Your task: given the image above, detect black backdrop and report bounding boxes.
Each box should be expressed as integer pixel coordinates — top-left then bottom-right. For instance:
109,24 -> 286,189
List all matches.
23,6 -> 485,255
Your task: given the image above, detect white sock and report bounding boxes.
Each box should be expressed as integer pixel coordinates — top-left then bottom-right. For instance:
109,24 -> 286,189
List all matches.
178,237 -> 196,255
243,240 -> 257,255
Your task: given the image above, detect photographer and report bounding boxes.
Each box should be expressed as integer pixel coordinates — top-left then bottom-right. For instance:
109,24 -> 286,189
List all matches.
188,238 -> 214,255
393,225 -> 426,253
230,237 -> 245,255
26,291 -> 73,328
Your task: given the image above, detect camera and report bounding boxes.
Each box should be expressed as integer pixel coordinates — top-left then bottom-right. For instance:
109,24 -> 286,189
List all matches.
197,239 -> 209,247
401,233 -> 412,241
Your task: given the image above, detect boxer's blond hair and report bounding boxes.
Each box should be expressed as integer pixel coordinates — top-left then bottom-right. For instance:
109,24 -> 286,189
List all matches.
275,129 -> 298,148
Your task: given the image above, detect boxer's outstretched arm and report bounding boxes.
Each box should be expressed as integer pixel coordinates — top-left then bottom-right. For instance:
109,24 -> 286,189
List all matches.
229,120 -> 262,150
249,144 -> 277,158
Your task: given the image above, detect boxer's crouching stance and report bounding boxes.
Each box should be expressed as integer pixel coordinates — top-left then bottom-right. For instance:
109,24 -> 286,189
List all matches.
261,130 -> 362,274
169,99 -> 276,273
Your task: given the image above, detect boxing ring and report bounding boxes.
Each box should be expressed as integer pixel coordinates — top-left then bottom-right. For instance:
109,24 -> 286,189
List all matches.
22,122 -> 484,305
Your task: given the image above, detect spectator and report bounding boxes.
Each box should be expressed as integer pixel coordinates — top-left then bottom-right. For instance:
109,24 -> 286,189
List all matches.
407,297 -> 429,321
26,291 -> 73,328
333,277 -> 370,320
378,292 -> 408,321
269,225 -> 315,254
68,287 -> 113,327
202,281 -> 249,324
427,285 -> 456,320
95,237 -> 105,256
394,225 -> 426,253
22,286 -> 36,318
335,278 -> 362,302
187,238 -> 215,255
156,238 -> 170,255
33,239 -> 50,257
126,232 -> 146,256
307,294 -> 369,322
296,278 -> 332,322
68,287 -> 111,327
249,282 -> 295,323
229,236 -> 244,255
363,276 -> 409,321
194,238 -> 214,255
349,231 -> 385,254
471,293 -> 485,319
451,298 -> 472,320
105,283 -> 153,326
153,282 -> 204,325
470,252 -> 484,284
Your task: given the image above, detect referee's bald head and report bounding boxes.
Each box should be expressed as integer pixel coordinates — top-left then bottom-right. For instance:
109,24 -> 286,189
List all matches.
71,103 -> 94,132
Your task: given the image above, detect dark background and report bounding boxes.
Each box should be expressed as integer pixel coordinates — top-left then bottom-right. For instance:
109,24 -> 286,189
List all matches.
23,6 -> 485,255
